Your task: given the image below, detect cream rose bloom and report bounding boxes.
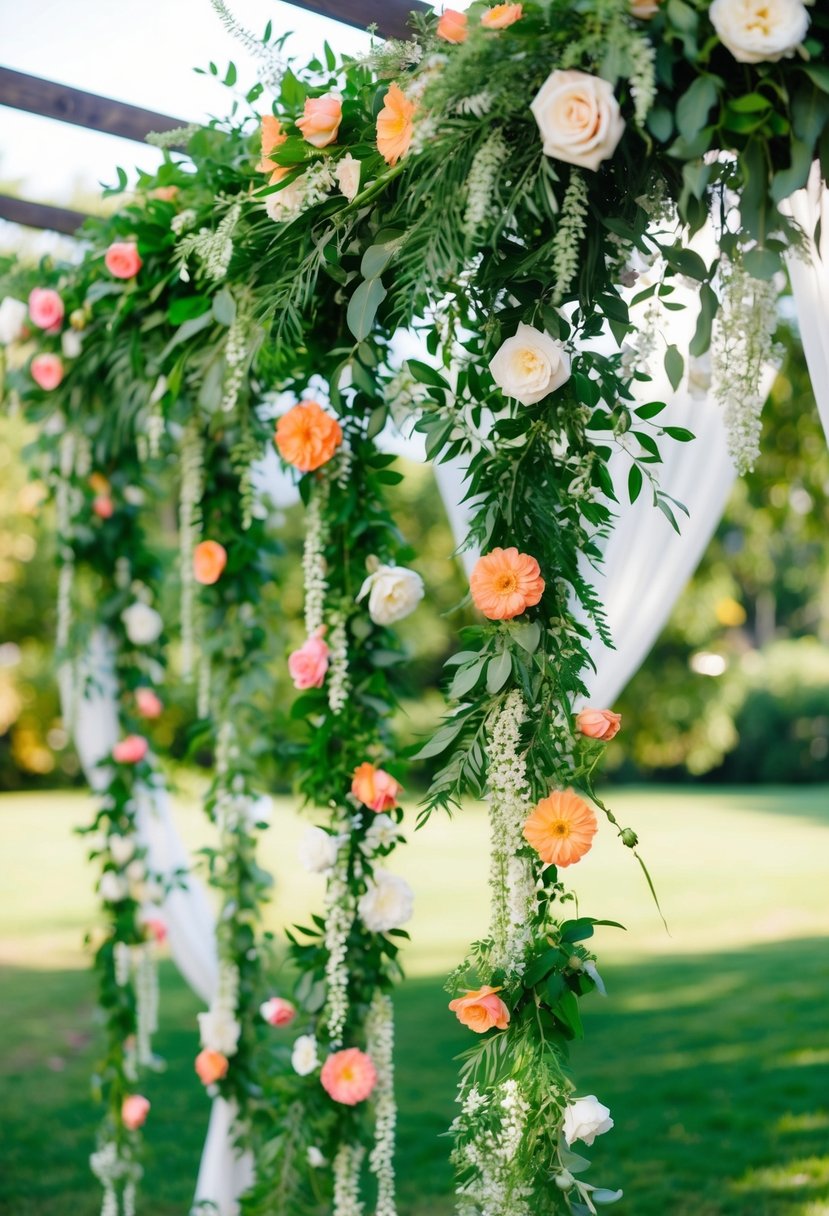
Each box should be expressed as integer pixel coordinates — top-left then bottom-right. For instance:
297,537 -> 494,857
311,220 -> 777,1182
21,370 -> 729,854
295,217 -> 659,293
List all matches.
709,0 -> 809,63
489,323 -> 571,405
563,1095 -> 614,1147
357,564 -> 424,626
266,178 -> 305,221
108,834 -> 135,866
358,870 -> 414,933
298,825 -> 341,874
531,69 -> 625,171
122,601 -> 163,646
198,1009 -> 241,1056
291,1034 -> 321,1076
99,871 -> 129,902
0,297 -> 28,345
335,153 -> 361,202
61,329 -> 83,359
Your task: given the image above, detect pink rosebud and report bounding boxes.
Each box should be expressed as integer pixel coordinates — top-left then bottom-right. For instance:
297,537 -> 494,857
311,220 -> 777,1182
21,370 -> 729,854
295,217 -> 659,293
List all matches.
288,629 -> 330,690
30,353 -> 64,391
121,1094 -> 150,1130
575,709 -> 622,742
351,762 -> 402,813
195,1048 -> 229,1085
142,916 -> 167,943
193,540 -> 227,586
135,687 -> 163,719
112,735 -> 148,764
28,288 -> 65,330
105,242 -> 143,280
320,1048 -> 377,1105
260,997 -> 296,1027
92,496 -> 114,519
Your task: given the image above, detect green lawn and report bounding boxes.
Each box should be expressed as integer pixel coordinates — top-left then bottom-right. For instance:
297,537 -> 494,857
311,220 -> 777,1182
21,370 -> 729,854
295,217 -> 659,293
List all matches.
1,785 -> 828,1215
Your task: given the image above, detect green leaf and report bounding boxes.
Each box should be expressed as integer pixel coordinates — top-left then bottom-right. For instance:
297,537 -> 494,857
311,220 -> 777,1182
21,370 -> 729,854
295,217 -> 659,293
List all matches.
628,463 -> 643,504
360,239 -> 401,280
413,719 -> 466,761
689,282 -> 718,358
742,247 -> 783,280
223,61 -> 237,87
663,426 -> 694,442
647,106 -> 674,142
634,401 -> 668,420
561,918 -> 596,943
511,620 -> 541,653
406,359 -> 451,392
676,76 -> 719,143
524,947 -> 562,987
346,277 -> 387,342
212,288 -> 237,326
450,660 -> 484,700
553,989 -> 584,1039
158,311 -> 214,363
771,139 -> 815,205
663,245 -> 709,282
486,650 -> 512,695
664,345 -> 684,392
667,0 -> 697,32
728,92 -> 772,114
804,64 -> 829,95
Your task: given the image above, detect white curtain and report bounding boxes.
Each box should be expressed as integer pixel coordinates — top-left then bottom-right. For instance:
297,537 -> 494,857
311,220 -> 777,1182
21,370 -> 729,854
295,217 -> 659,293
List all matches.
784,167 -> 829,443
62,630 -> 250,1215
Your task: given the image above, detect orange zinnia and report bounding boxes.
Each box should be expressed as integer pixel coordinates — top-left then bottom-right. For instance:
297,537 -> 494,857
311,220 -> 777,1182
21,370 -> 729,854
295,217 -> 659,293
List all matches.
481,3 -> 523,28
256,115 -> 291,184
470,547 -> 544,620
376,83 -> 416,166
275,400 -> 343,472
523,790 -> 598,867
193,540 -> 228,585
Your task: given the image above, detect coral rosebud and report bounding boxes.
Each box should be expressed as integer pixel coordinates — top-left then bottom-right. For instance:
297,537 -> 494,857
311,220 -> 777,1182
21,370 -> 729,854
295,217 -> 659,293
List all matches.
351,762 -> 402,813
260,997 -> 296,1027
121,1095 -> 150,1130
28,288 -> 65,330
30,354 -> 64,391
92,496 -> 114,519
105,242 -> 142,279
195,1048 -> 230,1085
575,708 -> 622,741
135,687 -> 163,719
288,630 -> 330,689
112,735 -> 148,765
193,540 -> 227,585
296,93 -> 342,148
437,8 -> 468,41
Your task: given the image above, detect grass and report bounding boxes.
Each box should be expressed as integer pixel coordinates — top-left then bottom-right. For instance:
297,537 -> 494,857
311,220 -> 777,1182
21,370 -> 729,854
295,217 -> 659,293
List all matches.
1,784 -> 829,1215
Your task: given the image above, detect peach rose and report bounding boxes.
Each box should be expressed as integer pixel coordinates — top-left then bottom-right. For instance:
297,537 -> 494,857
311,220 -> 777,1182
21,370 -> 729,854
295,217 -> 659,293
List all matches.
530,69 -> 626,172
193,540 -> 227,585
351,762 -> 402,813
576,708 -> 622,741
437,8 -> 468,41
335,153 -> 361,201
260,997 -> 297,1026
288,629 -> 330,689
320,1048 -> 377,1105
151,185 -> 179,202
92,496 -> 114,519
30,354 -> 64,391
448,985 -> 510,1033
105,242 -> 143,279
481,3 -> 523,29
135,687 -> 163,719
112,735 -> 148,764
257,114 -> 291,184
630,0 -> 661,14
297,94 -> 342,149
470,547 -> 545,620
376,82 -> 416,167
121,1094 -> 150,1130
195,1048 -> 229,1085
28,288 -> 64,330
275,400 -> 343,472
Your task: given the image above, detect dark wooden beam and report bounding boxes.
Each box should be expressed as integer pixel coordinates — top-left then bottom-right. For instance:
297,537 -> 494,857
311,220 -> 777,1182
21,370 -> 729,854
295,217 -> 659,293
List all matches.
288,0 -> 431,39
0,67 -> 184,143
0,194 -> 89,236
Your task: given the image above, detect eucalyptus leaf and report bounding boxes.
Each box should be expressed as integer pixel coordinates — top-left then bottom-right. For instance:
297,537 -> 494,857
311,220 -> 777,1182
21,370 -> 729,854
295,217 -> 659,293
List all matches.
486,650 -> 512,695
347,277 -> 387,342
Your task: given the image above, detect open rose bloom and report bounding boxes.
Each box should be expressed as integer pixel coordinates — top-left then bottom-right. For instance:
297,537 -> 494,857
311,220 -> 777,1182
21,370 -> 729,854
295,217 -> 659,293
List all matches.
437,8 -> 468,41
709,0 -> 809,63
275,400 -> 343,472
320,1047 -> 377,1105
531,69 -> 625,171
297,94 -> 342,148
288,629 -> 330,689
481,3 -> 523,29
351,762 -> 402,813
112,735 -> 149,764
105,242 -> 143,279
195,1048 -> 229,1085
449,985 -> 510,1033
28,288 -> 64,330
260,997 -> 297,1027
193,540 -> 228,585
30,354 -> 64,391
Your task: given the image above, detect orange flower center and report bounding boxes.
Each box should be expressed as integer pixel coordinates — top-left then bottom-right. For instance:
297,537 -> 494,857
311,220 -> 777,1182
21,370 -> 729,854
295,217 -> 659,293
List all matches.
494,572 -> 519,594
551,818 -> 571,838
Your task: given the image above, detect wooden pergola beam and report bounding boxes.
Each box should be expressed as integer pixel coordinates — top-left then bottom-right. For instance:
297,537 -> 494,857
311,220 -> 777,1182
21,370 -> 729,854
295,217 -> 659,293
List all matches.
0,194 -> 90,236
291,0 -> 430,38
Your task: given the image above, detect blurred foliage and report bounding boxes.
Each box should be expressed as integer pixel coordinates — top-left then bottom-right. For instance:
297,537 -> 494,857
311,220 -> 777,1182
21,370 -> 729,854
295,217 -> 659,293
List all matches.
1,321 -> 827,788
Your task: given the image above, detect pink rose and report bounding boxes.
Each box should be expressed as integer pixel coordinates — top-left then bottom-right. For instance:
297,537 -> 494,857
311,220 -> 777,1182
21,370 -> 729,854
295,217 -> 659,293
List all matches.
320,1048 -> 377,1105
260,997 -> 297,1027
288,629 -> 330,689
195,1048 -> 229,1085
93,496 -> 114,519
121,1094 -> 150,1130
448,985 -> 510,1033
135,687 -> 163,719
105,242 -> 143,279
296,94 -> 343,148
576,709 -> 622,741
30,354 -> 64,391
112,735 -> 148,764
141,916 -> 167,943
351,762 -> 401,813
28,288 -> 65,330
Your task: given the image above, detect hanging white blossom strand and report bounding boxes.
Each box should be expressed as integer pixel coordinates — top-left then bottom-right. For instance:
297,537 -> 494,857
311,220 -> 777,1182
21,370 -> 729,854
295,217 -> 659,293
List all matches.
179,420 -> 204,679
302,480 -> 329,637
322,832 -> 355,1048
367,992 -> 397,1216
333,1142 -> 366,1216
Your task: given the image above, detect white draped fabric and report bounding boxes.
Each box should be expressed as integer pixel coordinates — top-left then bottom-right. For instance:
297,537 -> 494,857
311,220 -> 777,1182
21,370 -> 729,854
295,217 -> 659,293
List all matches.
784,169 -> 829,443
61,631 -> 250,1215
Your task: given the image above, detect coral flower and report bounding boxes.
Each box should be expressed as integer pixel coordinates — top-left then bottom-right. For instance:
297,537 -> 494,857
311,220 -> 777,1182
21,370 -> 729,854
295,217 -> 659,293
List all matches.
256,114 -> 291,184
30,353 -> 64,391
523,790 -> 598,867
352,762 -> 402,813
288,629 -> 330,689
275,400 -> 343,472
135,687 -> 164,719
195,1048 -> 229,1085
376,83 -> 416,166
448,985 -> 510,1033
121,1094 -> 150,1130
260,997 -> 296,1027
320,1048 -> 377,1105
437,9 -> 468,41
92,496 -> 114,519
142,916 -> 167,943
193,540 -> 228,585
112,735 -> 149,765
297,94 -> 343,149
151,185 -> 179,202
576,708 -> 622,741
28,288 -> 65,330
105,242 -> 142,279
481,3 -> 524,28
470,547 -> 544,620
88,472 -> 110,496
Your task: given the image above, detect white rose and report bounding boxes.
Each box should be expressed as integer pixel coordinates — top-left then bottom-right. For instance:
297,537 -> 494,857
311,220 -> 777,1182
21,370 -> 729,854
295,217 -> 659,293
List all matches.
357,564 -> 424,626
266,178 -> 305,221
298,825 -> 341,874
0,297 -> 28,345
489,323 -> 571,405
563,1095 -> 614,1147
358,870 -> 414,933
307,1146 -> 327,1168
291,1033 -> 320,1076
126,859 -> 146,884
335,153 -> 361,202
108,834 -> 135,866
709,0 -> 809,63
361,813 -> 401,856
630,0 -> 661,15
122,601 -> 163,646
531,70 -> 625,172
61,329 -> 83,359
198,1009 -> 241,1056
99,871 -> 129,902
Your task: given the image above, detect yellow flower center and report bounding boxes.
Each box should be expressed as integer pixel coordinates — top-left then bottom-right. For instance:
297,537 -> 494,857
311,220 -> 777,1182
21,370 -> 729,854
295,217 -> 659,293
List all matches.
551,818 -> 571,838
495,572 -> 519,594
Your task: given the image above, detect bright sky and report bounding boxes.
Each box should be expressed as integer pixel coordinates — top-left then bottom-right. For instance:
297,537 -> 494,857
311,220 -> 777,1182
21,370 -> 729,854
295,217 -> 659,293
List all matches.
0,0 -> 448,206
